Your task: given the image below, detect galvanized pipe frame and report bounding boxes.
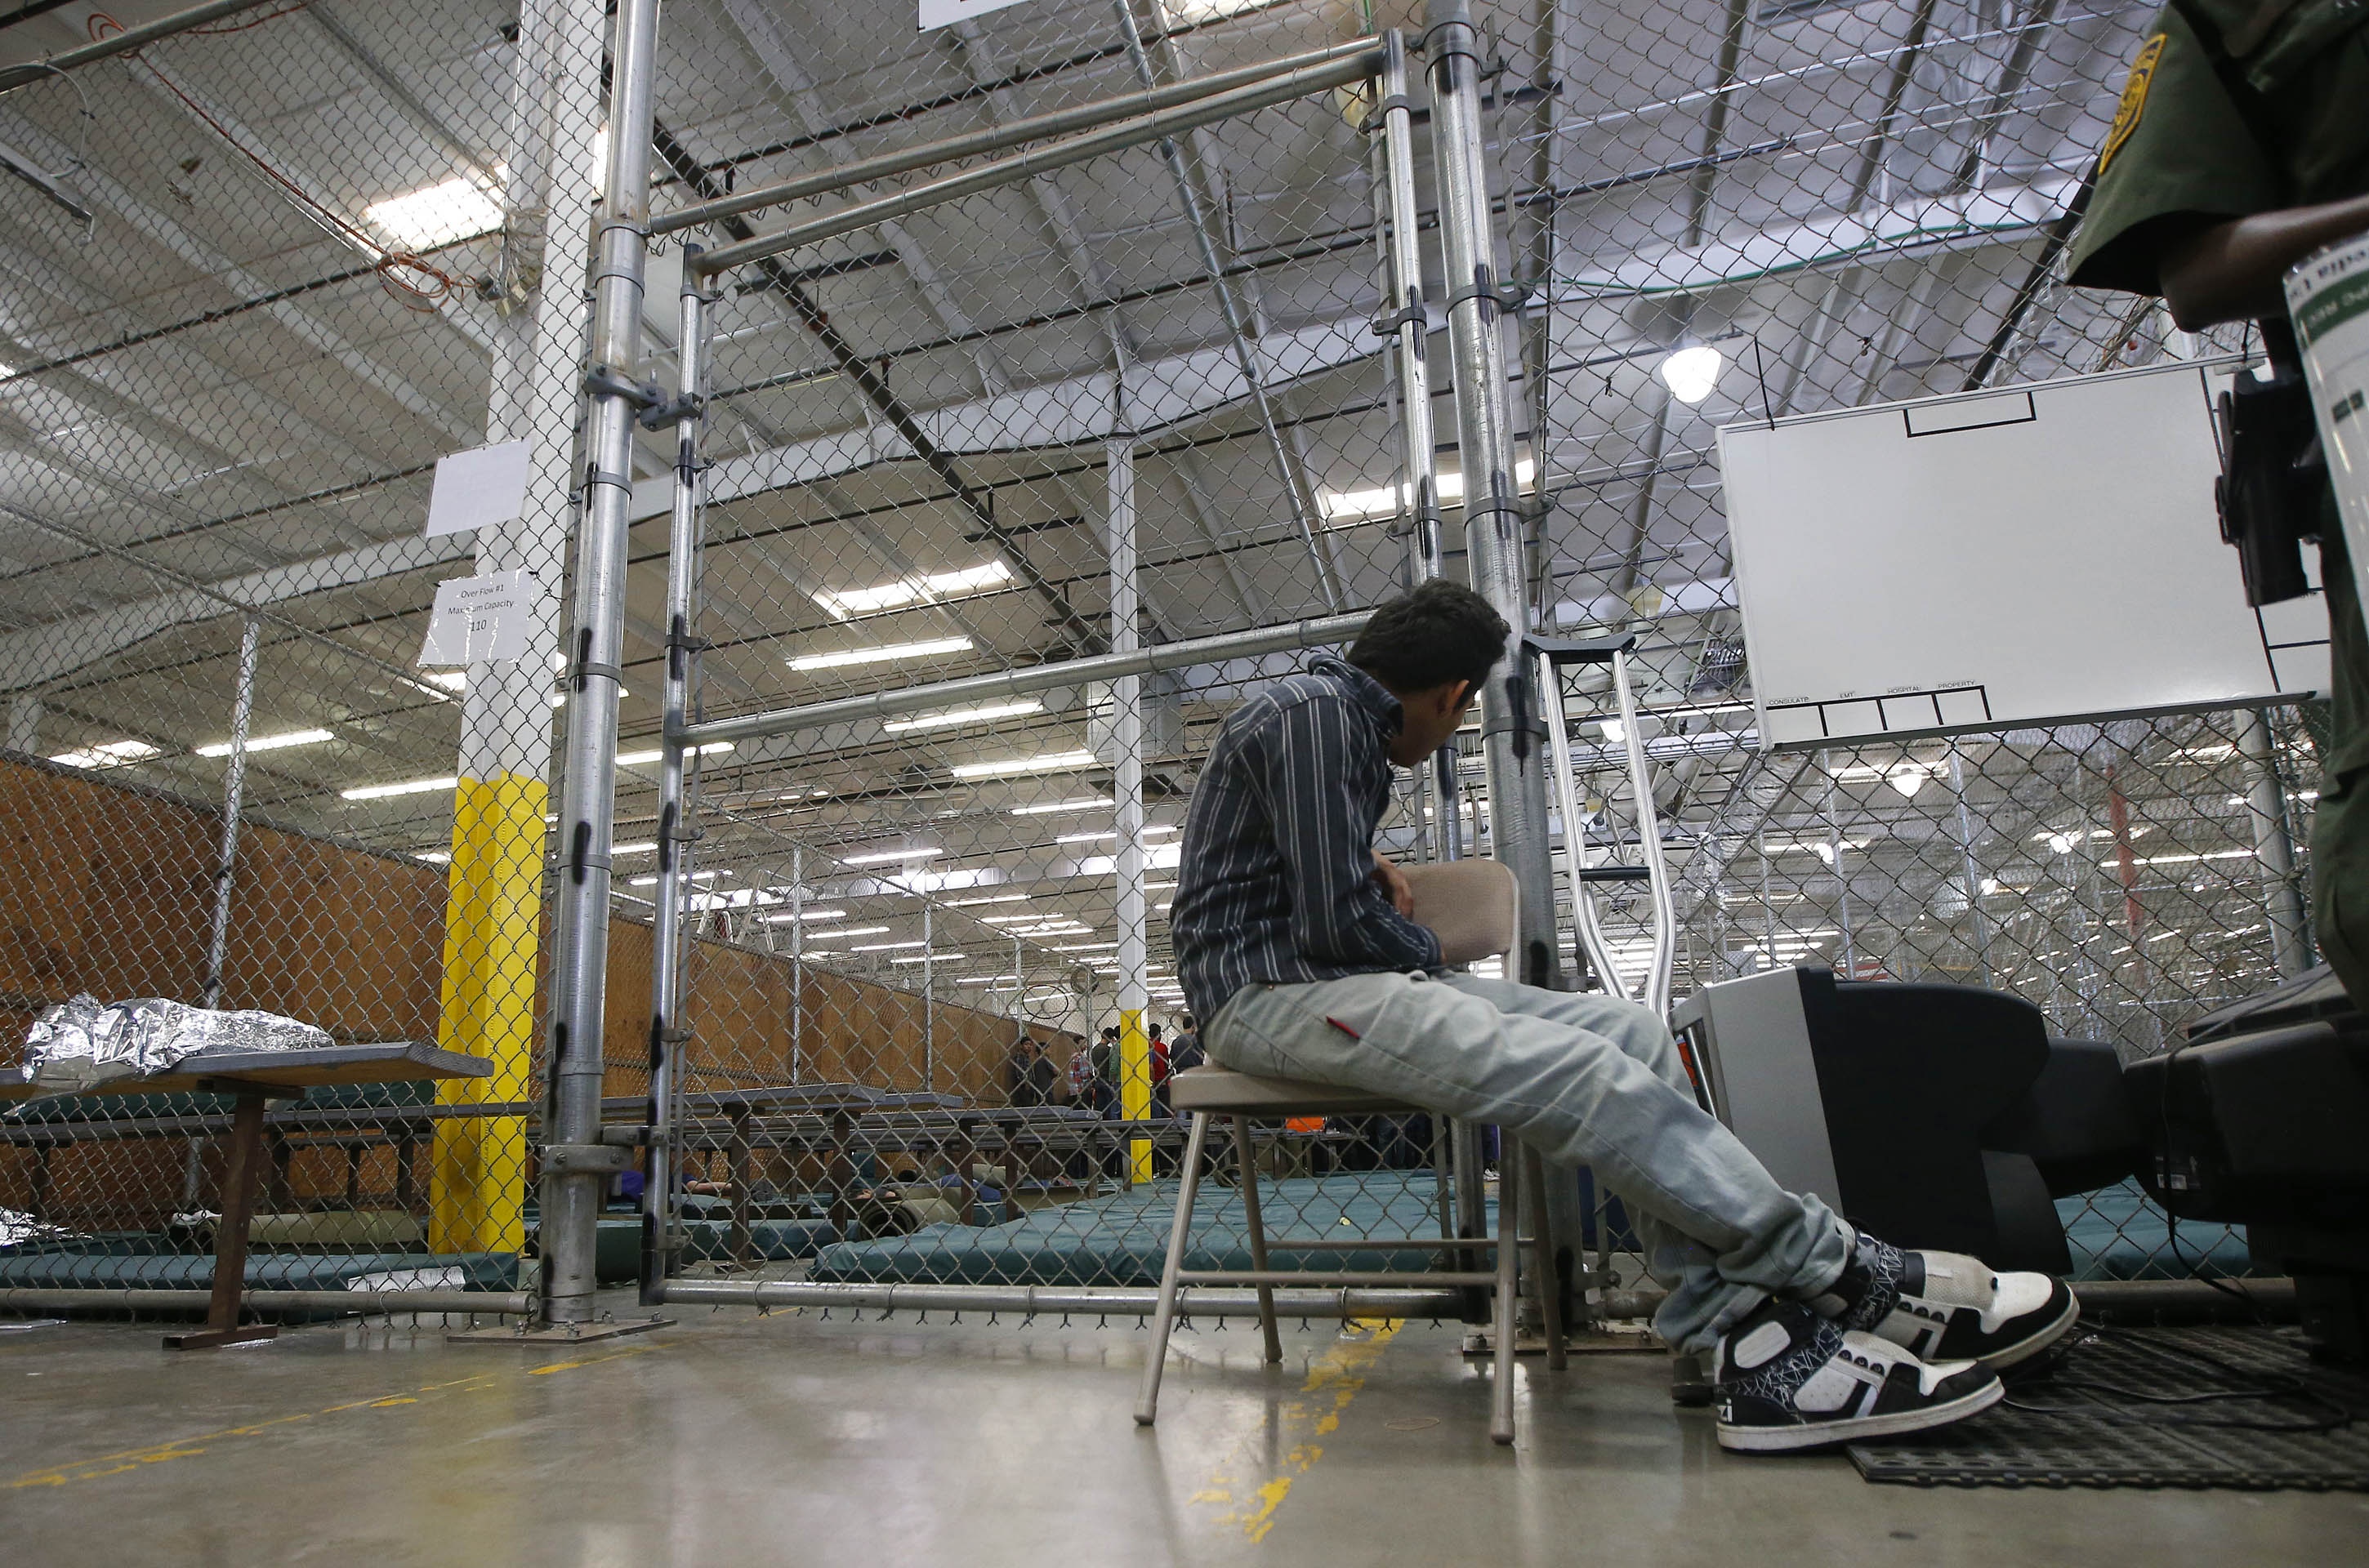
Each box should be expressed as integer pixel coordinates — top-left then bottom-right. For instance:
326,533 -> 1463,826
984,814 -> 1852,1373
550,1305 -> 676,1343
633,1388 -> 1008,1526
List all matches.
672,612 -> 1370,751
539,0 -> 663,1328
688,46 -> 1385,278
654,36 -> 1382,238
0,0 -> 286,92
658,1277 -> 1674,1322
1425,0 -> 1560,989
640,247 -> 714,1306
0,1288 -> 534,1316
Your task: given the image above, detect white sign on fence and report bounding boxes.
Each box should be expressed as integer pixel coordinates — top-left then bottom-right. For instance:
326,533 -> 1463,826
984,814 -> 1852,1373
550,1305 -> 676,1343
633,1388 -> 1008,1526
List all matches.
418,569 -> 542,666
424,439 -> 532,538
918,0 -> 1036,32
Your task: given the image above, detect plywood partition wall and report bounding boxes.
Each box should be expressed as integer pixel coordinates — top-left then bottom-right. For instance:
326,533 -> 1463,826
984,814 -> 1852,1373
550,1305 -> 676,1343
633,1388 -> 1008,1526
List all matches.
0,756 -> 1073,1228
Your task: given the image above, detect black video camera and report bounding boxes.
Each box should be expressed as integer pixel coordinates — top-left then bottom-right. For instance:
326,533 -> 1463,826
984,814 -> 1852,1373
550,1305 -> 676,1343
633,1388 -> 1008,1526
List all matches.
2215,316 -> 2330,606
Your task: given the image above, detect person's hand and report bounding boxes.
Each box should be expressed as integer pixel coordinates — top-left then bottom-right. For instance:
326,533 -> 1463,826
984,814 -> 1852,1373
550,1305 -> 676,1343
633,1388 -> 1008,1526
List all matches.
1372,853 -> 1414,917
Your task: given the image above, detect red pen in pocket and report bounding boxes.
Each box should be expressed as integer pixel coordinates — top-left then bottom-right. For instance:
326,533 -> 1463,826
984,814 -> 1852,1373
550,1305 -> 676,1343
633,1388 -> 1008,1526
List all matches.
1324,1016 -> 1363,1040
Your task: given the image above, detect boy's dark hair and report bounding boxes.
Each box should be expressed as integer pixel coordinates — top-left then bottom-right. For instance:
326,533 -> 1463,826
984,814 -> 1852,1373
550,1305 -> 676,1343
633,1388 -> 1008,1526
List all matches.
1346,580 -> 1510,693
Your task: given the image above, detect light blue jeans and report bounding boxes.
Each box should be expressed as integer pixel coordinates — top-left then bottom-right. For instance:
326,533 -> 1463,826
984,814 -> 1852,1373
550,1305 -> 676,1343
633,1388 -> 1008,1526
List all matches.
1203,969 -> 1849,1354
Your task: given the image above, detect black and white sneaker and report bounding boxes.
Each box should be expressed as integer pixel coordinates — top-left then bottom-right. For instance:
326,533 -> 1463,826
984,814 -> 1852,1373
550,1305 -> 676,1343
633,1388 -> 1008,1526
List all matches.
1812,1230 -> 2079,1370
1712,1298 -> 2001,1453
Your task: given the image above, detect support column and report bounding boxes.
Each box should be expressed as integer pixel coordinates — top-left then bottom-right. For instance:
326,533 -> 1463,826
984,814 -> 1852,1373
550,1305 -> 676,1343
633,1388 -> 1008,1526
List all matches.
202,617 -> 259,1009
428,0 -> 606,1260
2238,708 -> 2313,978
1427,0 -> 1558,986
538,0 -> 663,1325
1108,439 -> 1152,1183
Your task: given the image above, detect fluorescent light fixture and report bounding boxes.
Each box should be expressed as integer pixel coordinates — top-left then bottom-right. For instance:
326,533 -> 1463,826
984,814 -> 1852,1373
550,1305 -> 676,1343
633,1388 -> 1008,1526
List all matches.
851,939 -> 929,951
883,700 -> 1042,733
947,893 -> 1030,906
195,727 -> 334,758
1657,343 -> 1724,405
841,847 -> 940,866
48,738 -> 160,770
422,670 -> 467,692
956,974 -> 1019,985
1051,941 -> 1120,951
1885,763 -> 1930,799
890,953 -> 962,964
1322,459 -> 1536,523
979,914 -> 1044,924
414,849 -> 452,864
341,775 -> 457,800
628,870 -> 721,887
1055,824 -> 1179,844
813,562 -> 1011,619
612,841 -> 658,855
953,749 -> 1098,780
790,636 -> 973,671
1145,880 -> 1177,892
616,742 -> 733,767
365,175 -> 503,250
775,908 -> 845,921
2108,849 -> 2253,866
1011,797 -> 1113,816
795,924 -> 890,938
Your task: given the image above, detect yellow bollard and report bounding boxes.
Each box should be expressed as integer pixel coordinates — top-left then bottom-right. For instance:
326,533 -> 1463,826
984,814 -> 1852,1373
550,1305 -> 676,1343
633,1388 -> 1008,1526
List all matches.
427,772 -> 544,1254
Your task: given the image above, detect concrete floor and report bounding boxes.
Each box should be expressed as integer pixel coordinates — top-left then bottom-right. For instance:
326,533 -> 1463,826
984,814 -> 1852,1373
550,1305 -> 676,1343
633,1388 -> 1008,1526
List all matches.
2,1298 -> 2362,1566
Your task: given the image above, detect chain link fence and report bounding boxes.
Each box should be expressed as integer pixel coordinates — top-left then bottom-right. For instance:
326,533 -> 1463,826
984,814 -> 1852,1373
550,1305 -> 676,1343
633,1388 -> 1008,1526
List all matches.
0,0 -> 2306,1323
0,0 -> 602,1299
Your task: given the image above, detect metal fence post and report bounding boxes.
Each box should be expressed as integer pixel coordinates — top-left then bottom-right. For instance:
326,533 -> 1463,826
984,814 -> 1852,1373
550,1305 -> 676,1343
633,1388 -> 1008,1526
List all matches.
1108,439 -> 1153,1183
640,243 -> 710,1305
790,844 -> 805,1083
540,0 -> 663,1328
201,615 -> 259,1009
1427,0 -> 1559,987
2237,707 -> 2312,978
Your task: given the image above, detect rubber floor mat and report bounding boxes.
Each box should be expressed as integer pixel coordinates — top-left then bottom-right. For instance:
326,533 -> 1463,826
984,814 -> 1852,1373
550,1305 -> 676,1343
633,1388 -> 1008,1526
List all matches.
1849,1325 -> 2369,1490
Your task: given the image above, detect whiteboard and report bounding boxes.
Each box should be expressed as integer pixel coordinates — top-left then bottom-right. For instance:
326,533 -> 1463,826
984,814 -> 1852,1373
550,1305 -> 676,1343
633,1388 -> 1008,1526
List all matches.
1716,361 -> 2330,750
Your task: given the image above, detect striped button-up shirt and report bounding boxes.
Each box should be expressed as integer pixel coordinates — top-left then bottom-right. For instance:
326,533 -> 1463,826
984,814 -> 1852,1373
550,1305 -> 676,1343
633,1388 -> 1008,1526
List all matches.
1171,655 -> 1443,1024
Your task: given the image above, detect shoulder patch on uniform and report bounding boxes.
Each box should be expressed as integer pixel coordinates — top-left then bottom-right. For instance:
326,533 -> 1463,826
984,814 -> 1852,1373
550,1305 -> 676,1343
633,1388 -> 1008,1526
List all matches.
2099,33 -> 2166,176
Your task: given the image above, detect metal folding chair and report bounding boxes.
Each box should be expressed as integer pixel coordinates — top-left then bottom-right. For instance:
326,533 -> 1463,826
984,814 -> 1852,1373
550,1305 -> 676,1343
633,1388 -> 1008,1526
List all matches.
1133,859 -> 1566,1446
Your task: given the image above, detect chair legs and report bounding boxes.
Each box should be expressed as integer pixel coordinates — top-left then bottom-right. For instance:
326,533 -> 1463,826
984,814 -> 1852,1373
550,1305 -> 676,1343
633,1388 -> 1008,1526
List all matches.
1136,1110 -> 1555,1446
1231,1115 -> 1283,1364
1135,1111 -> 1213,1427
1491,1143 -> 1519,1446
1523,1143 -> 1568,1371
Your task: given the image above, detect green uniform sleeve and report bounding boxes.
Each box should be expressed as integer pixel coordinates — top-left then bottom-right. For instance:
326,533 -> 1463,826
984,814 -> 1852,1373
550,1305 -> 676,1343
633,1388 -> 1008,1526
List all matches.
2064,4 -> 2283,296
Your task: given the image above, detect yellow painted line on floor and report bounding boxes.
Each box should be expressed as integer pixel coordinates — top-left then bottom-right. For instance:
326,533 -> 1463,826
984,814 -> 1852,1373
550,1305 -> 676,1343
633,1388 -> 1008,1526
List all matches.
6,1342 -> 664,1490
1187,1317 -> 1403,1544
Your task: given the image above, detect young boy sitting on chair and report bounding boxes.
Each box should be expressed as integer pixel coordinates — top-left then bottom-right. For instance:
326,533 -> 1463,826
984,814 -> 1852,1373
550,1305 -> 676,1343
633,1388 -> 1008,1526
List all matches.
1167,580 -> 2076,1451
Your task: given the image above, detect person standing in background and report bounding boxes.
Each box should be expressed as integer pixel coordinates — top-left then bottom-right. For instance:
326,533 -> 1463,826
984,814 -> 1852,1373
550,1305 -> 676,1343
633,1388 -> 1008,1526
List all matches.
1169,1014 -> 1204,1076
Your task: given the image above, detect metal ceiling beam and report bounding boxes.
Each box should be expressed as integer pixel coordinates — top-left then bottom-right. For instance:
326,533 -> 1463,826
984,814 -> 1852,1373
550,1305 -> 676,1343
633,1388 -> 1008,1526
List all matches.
0,0 -> 282,92
719,0 -> 1009,395
0,530 -> 471,691
647,118 -> 1097,652
626,315 -> 1377,519
0,112 -> 480,448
